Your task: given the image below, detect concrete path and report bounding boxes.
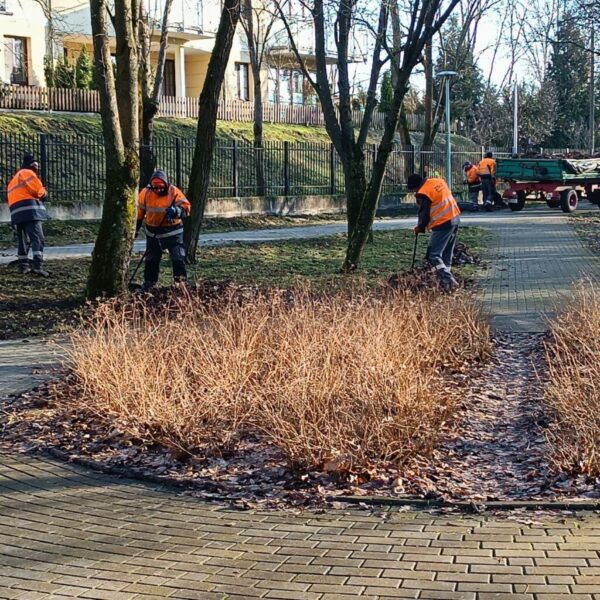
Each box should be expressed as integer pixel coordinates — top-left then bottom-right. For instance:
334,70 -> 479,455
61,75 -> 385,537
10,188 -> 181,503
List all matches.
0,210 -> 566,264
3,207 -> 600,599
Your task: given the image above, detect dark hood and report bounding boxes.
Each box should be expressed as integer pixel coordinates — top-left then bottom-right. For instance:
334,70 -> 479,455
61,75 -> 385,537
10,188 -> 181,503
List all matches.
149,170 -> 169,186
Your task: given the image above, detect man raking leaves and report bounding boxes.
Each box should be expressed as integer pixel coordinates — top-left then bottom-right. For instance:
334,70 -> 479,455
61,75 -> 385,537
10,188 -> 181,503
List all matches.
135,170 -> 191,291
408,173 -> 461,292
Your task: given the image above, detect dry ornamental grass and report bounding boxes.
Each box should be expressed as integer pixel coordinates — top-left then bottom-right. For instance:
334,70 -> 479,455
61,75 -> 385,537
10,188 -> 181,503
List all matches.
544,282 -> 600,475
66,284 -> 490,471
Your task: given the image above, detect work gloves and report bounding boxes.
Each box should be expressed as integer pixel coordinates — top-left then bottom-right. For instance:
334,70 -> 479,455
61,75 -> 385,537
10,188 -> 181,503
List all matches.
166,206 -> 182,222
413,225 -> 425,235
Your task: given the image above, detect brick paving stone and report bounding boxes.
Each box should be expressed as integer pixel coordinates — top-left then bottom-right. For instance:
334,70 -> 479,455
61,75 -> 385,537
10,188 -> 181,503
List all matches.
3,208 -> 600,600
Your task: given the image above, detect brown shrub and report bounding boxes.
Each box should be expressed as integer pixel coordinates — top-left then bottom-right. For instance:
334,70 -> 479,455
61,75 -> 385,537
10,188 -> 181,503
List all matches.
544,282 -> 600,475
66,285 -> 490,470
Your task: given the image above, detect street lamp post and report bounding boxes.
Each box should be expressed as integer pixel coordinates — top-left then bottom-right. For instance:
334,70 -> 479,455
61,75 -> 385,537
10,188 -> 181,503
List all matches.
435,71 -> 458,189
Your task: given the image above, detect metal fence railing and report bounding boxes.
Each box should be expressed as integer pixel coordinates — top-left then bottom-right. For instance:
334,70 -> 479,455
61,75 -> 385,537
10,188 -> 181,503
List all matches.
0,133 -> 524,205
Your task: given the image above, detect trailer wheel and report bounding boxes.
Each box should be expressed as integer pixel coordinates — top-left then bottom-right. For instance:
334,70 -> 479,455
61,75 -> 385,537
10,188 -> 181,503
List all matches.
560,188 -> 578,213
509,191 -> 526,211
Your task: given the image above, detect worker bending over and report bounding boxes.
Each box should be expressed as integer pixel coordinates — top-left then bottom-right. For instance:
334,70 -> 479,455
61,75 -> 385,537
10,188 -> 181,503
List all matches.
136,170 -> 191,291
7,154 -> 49,276
463,161 -> 481,207
477,151 -> 497,210
408,173 -> 461,292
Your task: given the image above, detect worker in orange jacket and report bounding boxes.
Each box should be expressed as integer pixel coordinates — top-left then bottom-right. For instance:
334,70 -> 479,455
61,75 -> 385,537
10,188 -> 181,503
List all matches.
463,161 -> 481,206
408,173 -> 461,292
136,170 -> 191,291
477,151 -> 497,210
7,154 -> 49,276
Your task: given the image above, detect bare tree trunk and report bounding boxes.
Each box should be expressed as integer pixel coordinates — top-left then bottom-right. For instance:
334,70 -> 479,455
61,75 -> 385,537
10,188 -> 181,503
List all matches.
422,39 -> 433,148
87,0 -> 139,298
252,63 -> 266,196
184,0 -> 241,260
342,81 -> 407,271
140,0 -> 174,184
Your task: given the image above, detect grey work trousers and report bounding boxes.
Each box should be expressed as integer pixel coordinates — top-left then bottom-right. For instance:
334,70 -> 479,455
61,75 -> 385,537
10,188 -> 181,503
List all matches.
481,176 -> 495,205
468,184 -> 481,205
427,218 -> 459,289
144,233 -> 187,286
16,221 -> 45,269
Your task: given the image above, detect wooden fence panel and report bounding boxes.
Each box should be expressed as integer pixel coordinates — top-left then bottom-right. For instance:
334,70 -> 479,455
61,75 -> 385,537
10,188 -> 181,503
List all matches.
0,85 -> 455,132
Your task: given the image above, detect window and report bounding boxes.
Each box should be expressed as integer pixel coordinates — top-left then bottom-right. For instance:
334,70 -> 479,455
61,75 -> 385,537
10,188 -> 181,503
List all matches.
162,59 -> 176,97
235,62 -> 249,101
4,36 -> 28,85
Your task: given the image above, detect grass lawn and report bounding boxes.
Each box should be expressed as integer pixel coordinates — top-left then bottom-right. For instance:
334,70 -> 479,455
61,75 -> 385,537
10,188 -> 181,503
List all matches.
0,226 -> 488,339
0,209 -> 417,249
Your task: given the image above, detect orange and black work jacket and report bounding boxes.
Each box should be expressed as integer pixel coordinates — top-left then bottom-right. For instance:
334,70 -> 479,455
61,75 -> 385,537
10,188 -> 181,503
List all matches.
477,157 -> 496,178
137,185 -> 191,239
416,178 -> 461,231
7,168 -> 48,225
465,165 -> 481,187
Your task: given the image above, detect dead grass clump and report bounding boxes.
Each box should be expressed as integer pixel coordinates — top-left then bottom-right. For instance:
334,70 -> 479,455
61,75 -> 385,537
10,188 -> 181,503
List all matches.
66,286 -> 490,470
544,282 -> 600,475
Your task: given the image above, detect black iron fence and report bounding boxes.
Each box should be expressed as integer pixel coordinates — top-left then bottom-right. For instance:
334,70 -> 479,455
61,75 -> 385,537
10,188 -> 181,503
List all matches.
0,132 -> 544,205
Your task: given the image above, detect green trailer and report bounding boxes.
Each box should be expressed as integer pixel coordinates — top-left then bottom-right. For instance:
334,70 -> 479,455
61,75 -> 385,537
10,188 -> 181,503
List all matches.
496,157 -> 600,212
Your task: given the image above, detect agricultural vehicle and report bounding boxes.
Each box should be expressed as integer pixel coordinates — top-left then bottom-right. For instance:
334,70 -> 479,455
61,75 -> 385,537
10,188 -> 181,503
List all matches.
496,157 -> 600,213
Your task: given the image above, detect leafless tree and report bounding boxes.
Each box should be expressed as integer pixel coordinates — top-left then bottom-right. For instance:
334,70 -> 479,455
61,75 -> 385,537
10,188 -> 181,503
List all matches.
139,0 -> 174,183
240,0 -> 277,195
184,0 -> 242,260
274,0 -> 461,271
420,0 -> 497,149
87,0 -> 140,297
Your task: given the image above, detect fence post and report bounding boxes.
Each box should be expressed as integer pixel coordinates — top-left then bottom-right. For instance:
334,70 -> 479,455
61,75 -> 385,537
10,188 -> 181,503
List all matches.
329,143 -> 336,195
283,141 -> 290,196
39,133 -> 49,186
481,145 -> 485,160
175,138 -> 182,189
232,140 -> 239,197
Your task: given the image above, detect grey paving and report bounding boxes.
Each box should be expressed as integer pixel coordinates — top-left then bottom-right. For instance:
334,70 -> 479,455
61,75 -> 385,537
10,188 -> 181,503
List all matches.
0,338 -> 65,397
477,206 -> 600,332
0,212 -> 538,264
2,206 -> 600,598
0,219 -> 414,265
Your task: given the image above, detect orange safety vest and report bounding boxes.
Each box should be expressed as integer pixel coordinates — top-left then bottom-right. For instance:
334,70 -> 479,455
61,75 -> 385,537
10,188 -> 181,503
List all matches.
417,178 -> 461,230
477,157 -> 496,177
465,165 -> 480,185
137,185 -> 191,237
7,168 -> 48,225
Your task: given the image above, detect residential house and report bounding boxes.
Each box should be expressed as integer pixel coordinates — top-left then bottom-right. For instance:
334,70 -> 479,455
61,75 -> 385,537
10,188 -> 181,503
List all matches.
0,0 -> 364,107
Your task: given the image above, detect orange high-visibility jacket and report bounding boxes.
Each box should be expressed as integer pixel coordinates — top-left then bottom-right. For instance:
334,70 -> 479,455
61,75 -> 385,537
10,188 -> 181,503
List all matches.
465,165 -> 480,185
7,168 -> 47,225
137,185 -> 191,238
417,178 -> 461,231
477,157 -> 496,177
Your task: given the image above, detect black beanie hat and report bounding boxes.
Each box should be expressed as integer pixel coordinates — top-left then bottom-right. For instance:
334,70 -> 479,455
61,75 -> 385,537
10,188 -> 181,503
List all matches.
22,153 -> 38,169
407,173 -> 424,191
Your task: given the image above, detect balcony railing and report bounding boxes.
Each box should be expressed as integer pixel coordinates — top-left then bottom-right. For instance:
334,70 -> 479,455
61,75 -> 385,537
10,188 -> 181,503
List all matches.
0,85 -> 457,133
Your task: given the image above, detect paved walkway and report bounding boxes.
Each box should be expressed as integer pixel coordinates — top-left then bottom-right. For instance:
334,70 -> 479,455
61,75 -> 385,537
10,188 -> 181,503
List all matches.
478,206 -> 600,332
2,207 -> 600,599
0,211 -> 559,264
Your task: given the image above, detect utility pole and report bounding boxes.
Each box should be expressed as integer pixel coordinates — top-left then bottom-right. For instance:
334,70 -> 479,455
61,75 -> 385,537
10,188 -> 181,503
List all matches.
590,24 -> 595,155
436,70 -> 458,188
513,79 -> 518,156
